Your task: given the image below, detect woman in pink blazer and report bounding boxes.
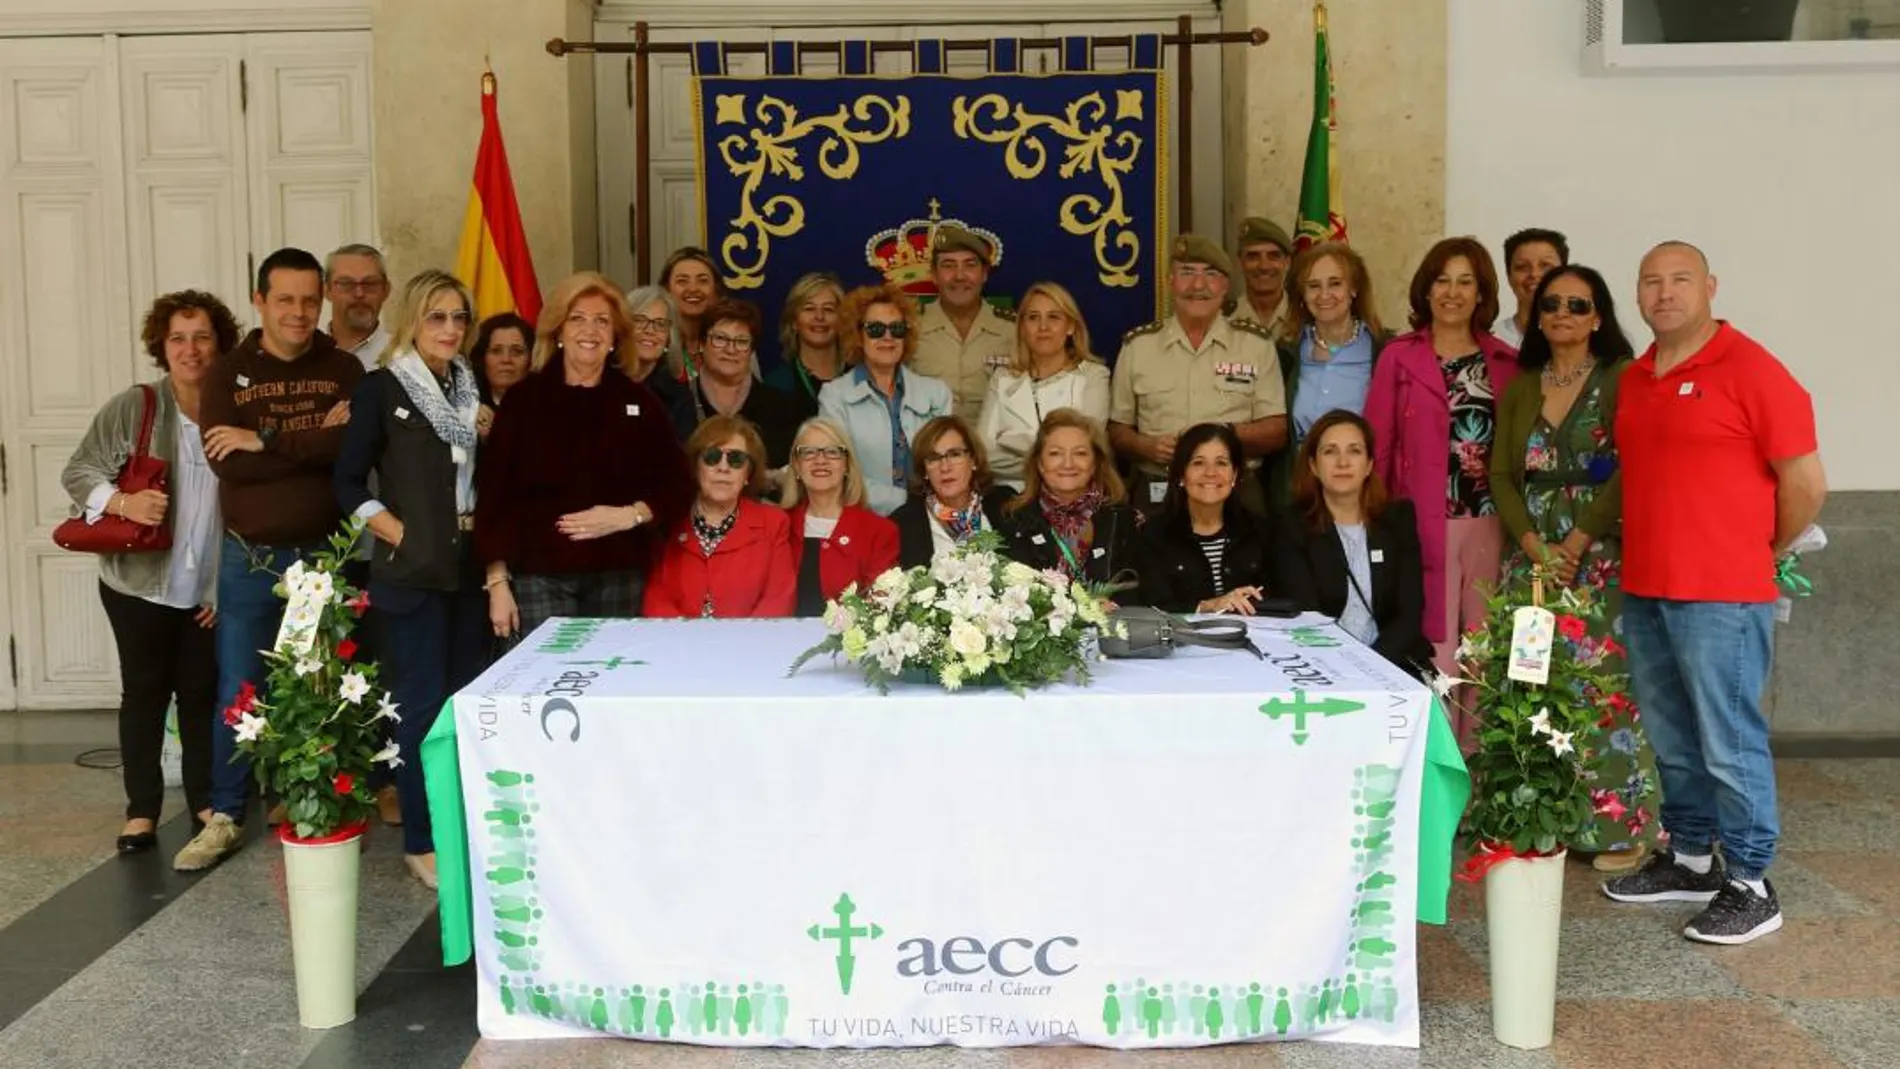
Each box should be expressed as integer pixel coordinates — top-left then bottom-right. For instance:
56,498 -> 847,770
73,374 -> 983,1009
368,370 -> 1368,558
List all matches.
1363,237 -> 1518,726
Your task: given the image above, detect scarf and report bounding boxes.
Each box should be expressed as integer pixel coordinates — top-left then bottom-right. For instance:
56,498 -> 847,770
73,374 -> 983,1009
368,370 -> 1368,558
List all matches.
1040,486 -> 1104,578
928,493 -> 986,543
390,350 -> 479,513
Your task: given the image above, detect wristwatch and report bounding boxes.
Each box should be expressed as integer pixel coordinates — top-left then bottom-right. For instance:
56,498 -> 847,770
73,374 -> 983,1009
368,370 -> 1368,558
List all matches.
257,425 -> 278,452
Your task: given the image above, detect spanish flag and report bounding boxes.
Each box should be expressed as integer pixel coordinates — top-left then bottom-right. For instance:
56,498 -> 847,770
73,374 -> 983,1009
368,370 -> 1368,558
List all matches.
455,71 -> 541,324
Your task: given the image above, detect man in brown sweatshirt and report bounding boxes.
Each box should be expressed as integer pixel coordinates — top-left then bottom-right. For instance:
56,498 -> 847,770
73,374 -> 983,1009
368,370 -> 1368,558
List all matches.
174,247 -> 364,872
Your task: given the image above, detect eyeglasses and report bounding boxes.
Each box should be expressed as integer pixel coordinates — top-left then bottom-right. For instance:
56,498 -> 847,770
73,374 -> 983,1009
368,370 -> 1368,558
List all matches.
793,444 -> 847,461
1172,266 -> 1224,282
706,332 -> 753,351
1538,295 -> 1595,316
922,446 -> 972,466
330,277 -> 386,294
701,447 -> 751,469
423,310 -> 471,327
861,320 -> 909,340
631,315 -> 671,334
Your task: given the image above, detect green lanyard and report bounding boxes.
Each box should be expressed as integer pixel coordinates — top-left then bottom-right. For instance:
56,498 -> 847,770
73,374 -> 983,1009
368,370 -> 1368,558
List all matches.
1053,532 -> 1083,577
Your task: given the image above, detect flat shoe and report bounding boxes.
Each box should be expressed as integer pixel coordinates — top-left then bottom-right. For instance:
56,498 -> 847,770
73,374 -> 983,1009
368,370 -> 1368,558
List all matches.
116,831 -> 158,854
405,853 -> 439,890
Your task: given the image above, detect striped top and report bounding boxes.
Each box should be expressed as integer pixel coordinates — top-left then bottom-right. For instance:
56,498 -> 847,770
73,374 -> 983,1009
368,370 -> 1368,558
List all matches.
1194,530 -> 1230,597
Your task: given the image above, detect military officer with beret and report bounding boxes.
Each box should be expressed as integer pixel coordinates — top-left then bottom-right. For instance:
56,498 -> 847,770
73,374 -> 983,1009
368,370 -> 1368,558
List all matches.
913,224 -> 1015,423
1232,216 -> 1295,338
1109,234 -> 1287,516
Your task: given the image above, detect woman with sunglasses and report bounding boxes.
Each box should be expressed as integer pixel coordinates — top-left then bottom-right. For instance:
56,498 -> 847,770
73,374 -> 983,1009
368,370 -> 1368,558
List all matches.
817,282 -> 954,516
1491,264 -> 1656,872
996,409 -> 1140,587
475,273 -> 692,641
620,284 -> 698,444
891,415 -> 1012,569
644,415 -> 797,618
781,417 -> 899,616
333,270 -> 490,888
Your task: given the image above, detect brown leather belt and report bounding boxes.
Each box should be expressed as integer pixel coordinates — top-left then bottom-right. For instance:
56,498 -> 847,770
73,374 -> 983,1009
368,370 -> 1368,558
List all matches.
457,514 -> 476,531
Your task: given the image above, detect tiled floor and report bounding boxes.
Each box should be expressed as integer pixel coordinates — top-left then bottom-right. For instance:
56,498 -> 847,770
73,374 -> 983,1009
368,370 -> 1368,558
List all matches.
1,725 -> 1896,1068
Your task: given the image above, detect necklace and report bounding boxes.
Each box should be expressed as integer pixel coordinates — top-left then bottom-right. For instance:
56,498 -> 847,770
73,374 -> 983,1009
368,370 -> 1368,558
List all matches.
1542,355 -> 1595,389
1310,319 -> 1363,361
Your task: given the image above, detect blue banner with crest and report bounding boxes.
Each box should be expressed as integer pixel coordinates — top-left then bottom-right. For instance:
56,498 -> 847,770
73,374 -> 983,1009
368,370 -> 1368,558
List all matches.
692,38 -> 1166,367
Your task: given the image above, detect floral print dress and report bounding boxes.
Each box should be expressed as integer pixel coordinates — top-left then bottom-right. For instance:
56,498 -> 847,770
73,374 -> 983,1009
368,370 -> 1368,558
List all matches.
1441,353 -> 1497,518
1501,368 -> 1659,855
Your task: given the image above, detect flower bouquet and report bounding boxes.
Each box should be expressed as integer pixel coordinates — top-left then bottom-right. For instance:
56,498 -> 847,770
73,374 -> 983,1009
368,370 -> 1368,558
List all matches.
227,519 -> 399,840
788,532 -> 1118,694
1441,571 -> 1623,1049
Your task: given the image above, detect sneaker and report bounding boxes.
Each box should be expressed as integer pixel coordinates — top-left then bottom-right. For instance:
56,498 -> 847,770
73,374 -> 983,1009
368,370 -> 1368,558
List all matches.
377,785 -> 403,826
173,813 -> 245,872
1685,879 -> 1783,945
1601,847 -> 1725,904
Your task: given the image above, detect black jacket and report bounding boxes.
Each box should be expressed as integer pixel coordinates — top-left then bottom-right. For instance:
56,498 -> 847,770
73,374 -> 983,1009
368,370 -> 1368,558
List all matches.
1137,506 -> 1273,612
1270,498 -> 1431,676
335,371 -> 471,592
891,487 -> 1013,570
994,498 -> 1142,591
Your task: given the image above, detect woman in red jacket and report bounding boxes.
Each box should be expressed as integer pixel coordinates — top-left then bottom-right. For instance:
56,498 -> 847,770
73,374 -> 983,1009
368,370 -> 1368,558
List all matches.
781,416 -> 899,615
643,414 -> 797,618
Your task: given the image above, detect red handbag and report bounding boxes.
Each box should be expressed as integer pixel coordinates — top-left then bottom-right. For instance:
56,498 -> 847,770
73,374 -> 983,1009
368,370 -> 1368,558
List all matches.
53,384 -> 173,554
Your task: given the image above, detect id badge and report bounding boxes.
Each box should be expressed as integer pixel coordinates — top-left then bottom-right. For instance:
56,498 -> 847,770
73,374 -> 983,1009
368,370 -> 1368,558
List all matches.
1148,481 -> 1167,504
1506,605 -> 1555,686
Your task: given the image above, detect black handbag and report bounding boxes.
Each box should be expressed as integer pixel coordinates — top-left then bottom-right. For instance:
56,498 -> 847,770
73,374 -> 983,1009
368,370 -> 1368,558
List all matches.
1099,606 -> 1266,660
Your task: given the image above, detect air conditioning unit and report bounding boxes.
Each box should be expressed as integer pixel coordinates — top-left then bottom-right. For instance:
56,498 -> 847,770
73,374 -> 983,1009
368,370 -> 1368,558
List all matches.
1583,0 -> 1900,73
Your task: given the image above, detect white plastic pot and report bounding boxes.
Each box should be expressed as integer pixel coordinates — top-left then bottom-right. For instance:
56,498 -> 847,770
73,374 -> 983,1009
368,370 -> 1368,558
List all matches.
1483,849 -> 1565,1049
280,822 -> 365,1029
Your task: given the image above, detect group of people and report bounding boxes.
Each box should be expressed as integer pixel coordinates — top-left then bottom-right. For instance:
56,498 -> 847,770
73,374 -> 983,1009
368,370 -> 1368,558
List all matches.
66,220 -> 1824,948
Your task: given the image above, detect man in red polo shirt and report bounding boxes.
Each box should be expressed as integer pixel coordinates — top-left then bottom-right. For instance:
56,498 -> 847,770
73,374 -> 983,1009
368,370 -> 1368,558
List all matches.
1601,242 -> 1827,946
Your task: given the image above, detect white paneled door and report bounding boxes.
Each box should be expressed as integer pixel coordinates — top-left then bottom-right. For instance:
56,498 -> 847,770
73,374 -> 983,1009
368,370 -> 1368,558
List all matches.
0,31 -> 374,709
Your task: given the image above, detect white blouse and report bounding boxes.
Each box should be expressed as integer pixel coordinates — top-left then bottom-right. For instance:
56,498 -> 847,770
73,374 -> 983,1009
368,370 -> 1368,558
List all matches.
977,360 -> 1112,489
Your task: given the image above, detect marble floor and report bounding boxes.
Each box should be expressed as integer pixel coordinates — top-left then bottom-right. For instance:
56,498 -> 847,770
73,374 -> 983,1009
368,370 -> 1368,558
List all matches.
1,712 -> 1895,1069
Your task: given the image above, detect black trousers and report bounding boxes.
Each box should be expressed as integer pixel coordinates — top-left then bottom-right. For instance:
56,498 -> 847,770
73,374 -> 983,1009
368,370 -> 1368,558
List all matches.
98,581 -> 216,821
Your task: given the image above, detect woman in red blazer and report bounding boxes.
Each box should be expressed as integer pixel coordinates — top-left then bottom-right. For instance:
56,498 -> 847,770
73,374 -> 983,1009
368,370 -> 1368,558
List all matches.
642,415 -> 797,618
782,417 -> 900,615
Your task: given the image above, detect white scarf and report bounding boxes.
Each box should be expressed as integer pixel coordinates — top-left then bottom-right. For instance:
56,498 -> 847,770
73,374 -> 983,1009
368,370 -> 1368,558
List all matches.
390,349 -> 479,511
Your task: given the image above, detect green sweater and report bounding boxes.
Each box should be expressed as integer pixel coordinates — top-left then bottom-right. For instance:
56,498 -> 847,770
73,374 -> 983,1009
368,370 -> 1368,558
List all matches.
1488,360 -> 1627,547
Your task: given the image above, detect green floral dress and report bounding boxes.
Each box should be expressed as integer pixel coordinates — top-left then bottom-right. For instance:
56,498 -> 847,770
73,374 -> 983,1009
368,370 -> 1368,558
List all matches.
1500,369 -> 1659,855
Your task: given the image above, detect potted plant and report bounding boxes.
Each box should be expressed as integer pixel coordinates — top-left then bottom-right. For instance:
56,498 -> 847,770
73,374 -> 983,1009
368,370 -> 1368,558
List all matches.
1440,571 -> 1621,1050
225,520 -> 400,1029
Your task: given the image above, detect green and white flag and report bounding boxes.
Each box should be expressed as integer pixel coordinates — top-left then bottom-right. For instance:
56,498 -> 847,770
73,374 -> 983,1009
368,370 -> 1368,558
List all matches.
1296,2 -> 1349,250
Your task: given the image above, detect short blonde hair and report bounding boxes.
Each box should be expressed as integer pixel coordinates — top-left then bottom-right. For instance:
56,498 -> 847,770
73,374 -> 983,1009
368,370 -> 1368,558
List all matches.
1006,408 -> 1126,514
779,417 -> 867,509
778,272 -> 845,365
534,272 -> 635,373
839,282 -> 921,368
382,269 -> 474,366
1008,281 -> 1096,374
686,414 -> 770,499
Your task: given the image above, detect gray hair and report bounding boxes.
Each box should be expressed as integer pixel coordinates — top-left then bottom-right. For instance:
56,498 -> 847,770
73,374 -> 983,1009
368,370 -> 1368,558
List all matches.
325,243 -> 387,279
625,285 -> 683,379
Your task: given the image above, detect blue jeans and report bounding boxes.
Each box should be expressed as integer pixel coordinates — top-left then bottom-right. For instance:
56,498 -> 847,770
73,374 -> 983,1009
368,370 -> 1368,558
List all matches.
1622,595 -> 1778,879
210,536 -> 321,821
373,580 -> 490,855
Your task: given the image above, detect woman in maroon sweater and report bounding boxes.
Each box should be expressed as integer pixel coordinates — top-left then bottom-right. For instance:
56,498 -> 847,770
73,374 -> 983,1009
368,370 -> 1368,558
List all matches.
475,272 -> 691,641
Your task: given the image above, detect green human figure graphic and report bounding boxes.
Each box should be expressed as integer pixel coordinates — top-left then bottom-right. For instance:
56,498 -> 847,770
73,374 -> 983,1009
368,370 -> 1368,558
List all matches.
488,823 -> 526,840
1318,979 -> 1335,1023
1343,974 -> 1361,1020
1160,983 -> 1177,1034
1227,988 -> 1246,1036
1102,984 -> 1121,1035
1355,826 -> 1392,852
484,805 -> 528,826
1303,984 -> 1323,1030
498,947 -> 535,972
1122,978 -> 1142,1032
589,987 -> 610,1030
1355,899 -> 1394,925
492,895 -> 540,924
629,985 -> 647,1033
1353,935 -> 1397,968
1354,795 -> 1397,820
685,984 -> 704,1035
1248,983 -> 1265,1034
498,979 -> 519,1015
1203,986 -> 1223,1038
656,989 -> 675,1039
749,980 -> 770,1037
495,929 -> 535,949
717,989 -> 734,1035
486,863 -> 534,885
1289,626 -> 1342,647
773,985 -> 789,1037
1257,691 -> 1365,744
1189,985 -> 1207,1036
1273,988 -> 1293,1036
1142,987 -> 1163,1039
734,984 -> 753,1036
614,987 -> 634,1034
1355,764 -> 1401,798
1360,871 -> 1398,891
1378,976 -> 1399,1022
487,770 -> 532,787
702,981 -> 720,1033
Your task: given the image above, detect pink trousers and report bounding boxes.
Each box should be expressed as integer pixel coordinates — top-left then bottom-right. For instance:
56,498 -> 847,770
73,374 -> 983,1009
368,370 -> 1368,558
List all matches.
1432,514 -> 1504,744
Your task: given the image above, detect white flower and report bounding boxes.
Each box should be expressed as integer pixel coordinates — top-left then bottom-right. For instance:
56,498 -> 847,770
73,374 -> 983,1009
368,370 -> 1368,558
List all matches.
294,657 -> 323,677
1547,730 -> 1575,757
372,740 -> 404,768
1455,632 -> 1481,664
234,711 -> 268,744
842,627 -> 868,659
338,669 -> 371,705
822,601 -> 853,633
948,620 -> 987,658
1003,561 -> 1037,585
375,692 -> 402,724
941,663 -> 965,691
283,559 -> 309,591
1429,671 -> 1469,698
873,569 -> 909,598
301,569 -> 335,606
1528,707 -> 1553,736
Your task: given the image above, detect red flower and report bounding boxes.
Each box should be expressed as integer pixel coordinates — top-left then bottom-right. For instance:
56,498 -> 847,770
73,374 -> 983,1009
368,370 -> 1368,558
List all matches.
1603,638 -> 1626,658
1557,615 -> 1587,642
1607,691 -> 1633,712
336,638 -> 358,661
346,591 -> 371,617
223,705 -> 244,727
334,772 -> 356,795
234,680 -> 258,712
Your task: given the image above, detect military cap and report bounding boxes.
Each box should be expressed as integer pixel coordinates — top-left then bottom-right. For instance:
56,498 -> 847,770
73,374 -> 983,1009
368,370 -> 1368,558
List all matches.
932,224 -> 994,266
1236,216 -> 1293,254
1170,233 -> 1235,278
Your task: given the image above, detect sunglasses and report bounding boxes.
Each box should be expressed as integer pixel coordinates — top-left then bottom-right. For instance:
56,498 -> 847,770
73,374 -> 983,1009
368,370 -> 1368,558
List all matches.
423,309 -> 472,327
1538,295 -> 1595,316
793,444 -> 847,461
861,320 -> 909,340
700,447 -> 751,469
